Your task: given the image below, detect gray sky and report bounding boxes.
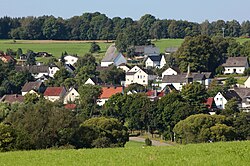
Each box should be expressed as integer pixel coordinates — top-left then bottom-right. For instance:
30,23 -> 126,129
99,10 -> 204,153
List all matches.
0,0 -> 249,22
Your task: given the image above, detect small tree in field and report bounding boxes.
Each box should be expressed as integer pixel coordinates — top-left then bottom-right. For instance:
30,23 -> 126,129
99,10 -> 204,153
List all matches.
89,42 -> 101,53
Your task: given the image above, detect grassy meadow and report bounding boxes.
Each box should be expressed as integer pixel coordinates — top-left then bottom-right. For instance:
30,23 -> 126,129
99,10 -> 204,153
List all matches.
0,141 -> 249,166
1,38 -> 250,63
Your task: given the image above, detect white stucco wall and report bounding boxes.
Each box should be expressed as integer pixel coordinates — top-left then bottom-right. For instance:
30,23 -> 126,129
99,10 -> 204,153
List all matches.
64,56 -> 78,66
214,92 -> 227,109
162,68 -> 178,78
224,67 -> 246,74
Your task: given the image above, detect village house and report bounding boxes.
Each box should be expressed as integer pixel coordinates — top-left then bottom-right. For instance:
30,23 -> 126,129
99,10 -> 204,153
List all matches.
0,54 -> 15,63
97,86 -> 123,106
44,87 -> 66,102
134,45 -> 160,56
161,67 -> 181,77
204,97 -> 217,115
101,44 -> 127,67
144,54 -> 166,69
48,65 -> 60,78
117,63 -> 130,72
0,94 -> 24,104
84,77 -> 103,85
160,71 -> 212,91
222,57 -> 249,74
63,87 -> 80,104
63,55 -> 79,66
15,65 -> 49,79
125,66 -> 156,86
214,91 -> 241,109
165,47 -> 178,55
21,81 -> 46,96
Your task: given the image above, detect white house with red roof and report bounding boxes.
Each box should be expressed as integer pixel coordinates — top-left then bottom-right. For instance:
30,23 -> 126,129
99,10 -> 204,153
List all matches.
97,86 -> 123,106
44,87 -> 66,102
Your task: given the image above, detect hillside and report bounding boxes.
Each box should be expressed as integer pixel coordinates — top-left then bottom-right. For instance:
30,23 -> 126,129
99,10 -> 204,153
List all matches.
0,141 -> 249,166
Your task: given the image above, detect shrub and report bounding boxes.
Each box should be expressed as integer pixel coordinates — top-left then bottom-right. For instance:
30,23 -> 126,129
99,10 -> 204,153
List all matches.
145,138 -> 152,146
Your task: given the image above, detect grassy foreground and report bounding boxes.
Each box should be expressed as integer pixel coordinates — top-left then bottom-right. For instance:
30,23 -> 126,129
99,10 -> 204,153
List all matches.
0,141 -> 249,166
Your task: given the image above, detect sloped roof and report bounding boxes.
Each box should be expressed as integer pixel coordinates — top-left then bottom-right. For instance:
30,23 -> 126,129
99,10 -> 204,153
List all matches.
101,44 -> 121,62
162,74 -> 187,83
0,94 -> 24,103
222,90 -> 241,101
204,97 -> 216,109
99,86 -> 123,99
44,87 -> 65,96
222,57 -> 248,67
193,73 -> 206,81
147,55 -> 162,62
233,88 -> 250,99
64,104 -> 77,110
15,65 -> 49,73
21,82 -> 43,92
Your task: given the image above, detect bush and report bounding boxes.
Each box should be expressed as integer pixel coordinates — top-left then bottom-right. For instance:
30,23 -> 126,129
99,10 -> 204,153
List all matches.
145,138 -> 152,146
0,123 -> 16,152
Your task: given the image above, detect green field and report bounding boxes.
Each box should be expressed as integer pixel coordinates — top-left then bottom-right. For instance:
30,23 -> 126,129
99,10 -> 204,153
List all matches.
1,38 -> 250,63
152,39 -> 184,52
0,40 -> 111,63
0,141 -> 249,166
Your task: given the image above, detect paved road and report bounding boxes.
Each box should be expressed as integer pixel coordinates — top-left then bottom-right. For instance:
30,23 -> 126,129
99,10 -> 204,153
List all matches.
129,137 -> 172,146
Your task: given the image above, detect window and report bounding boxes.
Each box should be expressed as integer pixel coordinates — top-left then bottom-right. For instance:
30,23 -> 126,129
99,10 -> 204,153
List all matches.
138,75 -> 139,79
143,80 -> 145,83
72,93 -> 74,96
220,98 -> 222,101
216,98 -> 218,100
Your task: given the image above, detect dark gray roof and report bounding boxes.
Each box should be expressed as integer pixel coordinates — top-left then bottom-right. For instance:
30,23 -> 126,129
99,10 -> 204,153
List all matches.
147,55 -> 162,62
21,82 -> 43,92
233,88 -> 250,100
193,74 -> 206,81
101,44 -> 121,62
126,72 -> 137,75
222,90 -> 241,101
15,65 -> 49,73
222,57 -> 248,67
162,74 -> 187,83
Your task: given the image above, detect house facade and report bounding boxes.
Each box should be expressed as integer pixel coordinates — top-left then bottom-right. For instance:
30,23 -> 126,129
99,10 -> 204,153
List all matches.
161,67 -> 180,77
222,57 -> 249,74
63,88 -> 80,104
64,55 -> 79,66
49,65 -> 60,77
21,82 -> 45,96
125,66 -> 149,86
145,55 -> 166,69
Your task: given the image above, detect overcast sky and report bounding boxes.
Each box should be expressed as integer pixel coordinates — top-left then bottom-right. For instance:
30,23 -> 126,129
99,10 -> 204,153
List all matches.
1,0 -> 249,23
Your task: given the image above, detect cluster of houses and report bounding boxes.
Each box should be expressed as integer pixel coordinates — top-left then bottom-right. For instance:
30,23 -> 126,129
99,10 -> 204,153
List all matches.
1,44 -> 250,113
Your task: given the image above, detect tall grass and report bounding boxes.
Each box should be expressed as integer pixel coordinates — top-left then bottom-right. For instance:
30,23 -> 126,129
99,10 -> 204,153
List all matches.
0,141 -> 249,166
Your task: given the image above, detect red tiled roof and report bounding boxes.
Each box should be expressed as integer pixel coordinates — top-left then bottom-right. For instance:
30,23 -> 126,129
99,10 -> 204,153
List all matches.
64,104 -> 77,110
99,86 -> 123,99
44,87 -> 65,96
205,97 -> 214,109
146,90 -> 165,97
0,55 -> 15,62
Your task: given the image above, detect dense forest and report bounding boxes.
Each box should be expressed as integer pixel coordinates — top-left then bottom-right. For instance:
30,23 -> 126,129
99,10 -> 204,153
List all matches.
0,12 -> 250,40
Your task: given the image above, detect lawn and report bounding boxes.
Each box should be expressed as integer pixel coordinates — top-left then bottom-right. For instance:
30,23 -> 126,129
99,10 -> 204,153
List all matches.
0,141 -> 249,166
0,40 -> 111,62
152,39 -> 184,52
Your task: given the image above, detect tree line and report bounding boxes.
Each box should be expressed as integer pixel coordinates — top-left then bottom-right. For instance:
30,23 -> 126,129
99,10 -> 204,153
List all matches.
1,12 -> 250,40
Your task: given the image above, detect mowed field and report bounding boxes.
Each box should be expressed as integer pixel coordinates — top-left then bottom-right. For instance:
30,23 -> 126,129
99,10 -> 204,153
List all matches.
1,38 -> 250,62
0,141 -> 249,166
